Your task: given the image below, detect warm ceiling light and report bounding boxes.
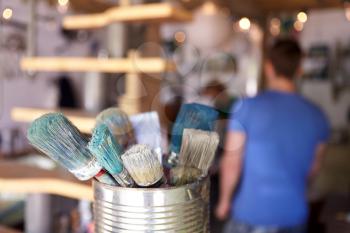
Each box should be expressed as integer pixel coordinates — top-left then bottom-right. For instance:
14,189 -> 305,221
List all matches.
239,17 -> 251,31
294,20 -> 304,31
297,11 -> 307,23
174,31 -> 186,43
201,1 -> 218,15
346,9 -> 350,21
58,0 -> 69,6
345,3 -> 350,21
2,8 -> 13,20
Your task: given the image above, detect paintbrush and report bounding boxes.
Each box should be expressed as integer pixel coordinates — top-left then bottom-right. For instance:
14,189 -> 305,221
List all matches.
121,144 -> 164,187
96,107 -> 136,150
27,113 -> 117,185
179,128 -> 219,177
129,111 -> 163,163
170,166 -> 202,186
168,103 -> 219,166
88,123 -> 134,187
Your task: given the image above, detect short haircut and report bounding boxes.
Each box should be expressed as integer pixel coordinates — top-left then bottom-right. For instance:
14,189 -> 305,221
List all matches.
268,38 -> 303,80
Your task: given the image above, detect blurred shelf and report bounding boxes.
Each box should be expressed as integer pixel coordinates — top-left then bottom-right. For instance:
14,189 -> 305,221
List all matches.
21,57 -> 175,73
0,161 -> 93,201
63,2 -> 192,29
12,107 -> 95,134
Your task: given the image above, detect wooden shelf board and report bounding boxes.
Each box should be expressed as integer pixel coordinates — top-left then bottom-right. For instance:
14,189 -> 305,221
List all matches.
12,107 -> 95,134
21,57 -> 175,73
0,161 -> 93,201
63,3 -> 192,29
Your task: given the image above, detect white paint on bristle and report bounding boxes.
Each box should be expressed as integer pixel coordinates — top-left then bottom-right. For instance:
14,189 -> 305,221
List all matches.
121,144 -> 163,187
179,129 -> 219,176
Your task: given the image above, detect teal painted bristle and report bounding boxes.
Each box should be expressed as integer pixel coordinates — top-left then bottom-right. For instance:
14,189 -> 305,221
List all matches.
27,113 -> 101,180
88,124 -> 124,174
170,103 -> 219,154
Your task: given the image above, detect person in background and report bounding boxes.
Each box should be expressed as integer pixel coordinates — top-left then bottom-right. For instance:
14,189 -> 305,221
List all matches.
216,38 -> 330,233
200,80 -> 235,119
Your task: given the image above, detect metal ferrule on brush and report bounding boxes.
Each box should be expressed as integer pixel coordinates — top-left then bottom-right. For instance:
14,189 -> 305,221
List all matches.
69,157 -> 118,185
69,156 -> 102,181
167,152 -> 179,167
111,167 -> 134,187
95,169 -> 119,186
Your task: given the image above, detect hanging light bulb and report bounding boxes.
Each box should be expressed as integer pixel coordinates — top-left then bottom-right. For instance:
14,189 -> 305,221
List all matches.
297,11 -> 308,23
58,0 -> 69,6
57,0 -> 69,13
2,8 -> 13,20
294,20 -> 304,31
200,1 -> 218,15
238,17 -> 251,31
174,31 -> 186,43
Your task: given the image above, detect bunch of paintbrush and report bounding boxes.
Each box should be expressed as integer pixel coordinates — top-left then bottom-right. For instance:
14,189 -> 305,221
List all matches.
168,103 -> 218,166
178,128 -> 219,178
27,113 -> 117,185
96,108 -> 136,150
88,124 -> 134,187
121,144 -> 165,187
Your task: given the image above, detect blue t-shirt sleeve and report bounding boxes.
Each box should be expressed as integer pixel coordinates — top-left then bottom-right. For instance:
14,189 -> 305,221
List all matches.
228,99 -> 249,133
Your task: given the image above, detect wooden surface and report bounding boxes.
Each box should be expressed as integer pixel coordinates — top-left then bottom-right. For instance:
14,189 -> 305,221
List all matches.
47,0 -> 342,15
63,2 -> 192,29
11,107 -> 96,134
47,0 -> 113,13
21,57 -> 175,74
0,161 -> 93,201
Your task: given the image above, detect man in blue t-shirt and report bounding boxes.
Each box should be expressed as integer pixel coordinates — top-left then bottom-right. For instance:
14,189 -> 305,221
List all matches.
216,39 -> 330,233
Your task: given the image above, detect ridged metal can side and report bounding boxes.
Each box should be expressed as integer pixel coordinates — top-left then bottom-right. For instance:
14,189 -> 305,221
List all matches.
93,178 -> 210,233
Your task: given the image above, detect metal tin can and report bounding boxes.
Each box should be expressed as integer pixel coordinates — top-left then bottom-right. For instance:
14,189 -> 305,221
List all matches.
93,178 -> 210,233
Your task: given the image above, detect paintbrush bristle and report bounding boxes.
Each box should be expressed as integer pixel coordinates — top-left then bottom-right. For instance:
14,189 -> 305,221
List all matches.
27,113 -> 101,180
88,124 -> 134,187
96,108 -> 136,149
121,145 -> 163,187
170,166 -> 202,186
170,103 -> 218,155
179,129 -> 219,176
88,124 -> 123,174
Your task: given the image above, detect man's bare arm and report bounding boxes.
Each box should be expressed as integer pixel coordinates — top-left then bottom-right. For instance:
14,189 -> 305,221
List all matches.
216,131 -> 246,220
309,143 -> 327,179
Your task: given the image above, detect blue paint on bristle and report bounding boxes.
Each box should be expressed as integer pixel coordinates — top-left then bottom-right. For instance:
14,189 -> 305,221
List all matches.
27,113 -> 101,180
88,124 -> 124,174
170,103 -> 219,154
